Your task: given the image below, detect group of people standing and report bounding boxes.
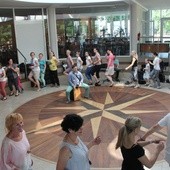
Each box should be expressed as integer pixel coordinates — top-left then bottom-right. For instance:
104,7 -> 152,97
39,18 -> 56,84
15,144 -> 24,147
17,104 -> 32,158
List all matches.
0,58 -> 24,101
28,51 -> 60,91
64,48 -> 119,103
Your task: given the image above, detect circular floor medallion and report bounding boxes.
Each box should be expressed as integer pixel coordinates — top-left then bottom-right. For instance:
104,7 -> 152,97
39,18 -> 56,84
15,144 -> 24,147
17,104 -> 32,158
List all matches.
15,86 -> 169,168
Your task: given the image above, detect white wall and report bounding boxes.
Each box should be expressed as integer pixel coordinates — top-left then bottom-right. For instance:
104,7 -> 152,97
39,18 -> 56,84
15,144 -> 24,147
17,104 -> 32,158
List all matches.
15,20 -> 47,64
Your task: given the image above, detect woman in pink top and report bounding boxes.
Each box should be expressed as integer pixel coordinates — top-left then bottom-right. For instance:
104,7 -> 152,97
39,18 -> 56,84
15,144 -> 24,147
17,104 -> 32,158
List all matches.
0,113 -> 33,170
105,49 -> 115,87
0,63 -> 7,100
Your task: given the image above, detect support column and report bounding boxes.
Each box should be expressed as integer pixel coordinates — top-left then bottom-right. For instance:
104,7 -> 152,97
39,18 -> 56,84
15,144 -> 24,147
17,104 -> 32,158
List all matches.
130,3 -> 145,53
47,7 -> 59,57
130,3 -> 138,52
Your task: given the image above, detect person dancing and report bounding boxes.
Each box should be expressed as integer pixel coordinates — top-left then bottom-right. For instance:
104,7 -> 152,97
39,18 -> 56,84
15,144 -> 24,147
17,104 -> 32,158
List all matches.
105,49 -> 115,87
116,116 -> 164,170
28,52 -> 41,91
125,50 -> 140,88
91,48 -> 101,86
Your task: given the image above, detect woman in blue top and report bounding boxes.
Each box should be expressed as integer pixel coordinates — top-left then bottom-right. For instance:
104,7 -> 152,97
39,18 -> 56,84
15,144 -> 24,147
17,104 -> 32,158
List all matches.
116,116 -> 164,170
38,53 -> 46,88
56,114 -> 101,170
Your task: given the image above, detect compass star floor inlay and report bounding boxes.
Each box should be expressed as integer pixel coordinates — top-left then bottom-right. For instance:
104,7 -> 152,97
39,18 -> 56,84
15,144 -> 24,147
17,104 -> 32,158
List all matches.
15,86 -> 169,168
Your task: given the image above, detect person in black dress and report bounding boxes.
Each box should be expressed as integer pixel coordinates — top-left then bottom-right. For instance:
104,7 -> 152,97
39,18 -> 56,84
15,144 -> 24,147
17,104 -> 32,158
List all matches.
116,116 -> 164,170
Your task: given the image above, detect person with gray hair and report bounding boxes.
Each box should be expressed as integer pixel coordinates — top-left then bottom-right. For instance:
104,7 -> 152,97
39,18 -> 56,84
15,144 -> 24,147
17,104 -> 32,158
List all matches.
116,116 -> 164,170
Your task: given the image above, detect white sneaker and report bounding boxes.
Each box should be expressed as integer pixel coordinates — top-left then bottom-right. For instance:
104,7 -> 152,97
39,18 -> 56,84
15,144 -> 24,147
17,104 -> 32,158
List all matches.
134,84 -> 140,88
129,83 -> 135,87
157,86 -> 161,89
148,84 -> 153,87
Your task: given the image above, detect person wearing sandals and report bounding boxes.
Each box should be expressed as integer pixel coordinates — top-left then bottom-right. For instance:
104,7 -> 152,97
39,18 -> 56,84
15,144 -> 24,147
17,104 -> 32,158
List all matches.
28,52 -> 41,91
6,59 -> 19,96
0,63 -> 7,100
105,49 -> 115,87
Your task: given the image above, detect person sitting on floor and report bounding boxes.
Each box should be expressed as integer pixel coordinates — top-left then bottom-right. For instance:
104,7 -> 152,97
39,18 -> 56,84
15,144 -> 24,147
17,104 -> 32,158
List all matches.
66,64 -> 90,104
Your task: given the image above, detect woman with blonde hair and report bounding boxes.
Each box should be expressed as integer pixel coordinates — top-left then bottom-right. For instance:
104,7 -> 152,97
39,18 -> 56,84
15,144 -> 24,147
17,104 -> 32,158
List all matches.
0,113 -> 33,170
116,116 -> 164,170
63,50 -> 74,75
125,51 -> 140,88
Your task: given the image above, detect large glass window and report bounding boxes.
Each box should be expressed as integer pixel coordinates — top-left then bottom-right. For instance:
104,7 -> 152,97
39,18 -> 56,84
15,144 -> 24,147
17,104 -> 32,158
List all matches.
0,9 -> 16,65
140,9 -> 170,58
56,12 -> 130,58
151,9 -> 170,42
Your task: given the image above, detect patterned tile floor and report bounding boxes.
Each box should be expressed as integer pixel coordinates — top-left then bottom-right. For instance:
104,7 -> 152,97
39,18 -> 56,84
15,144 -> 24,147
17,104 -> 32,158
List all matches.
0,73 -> 170,170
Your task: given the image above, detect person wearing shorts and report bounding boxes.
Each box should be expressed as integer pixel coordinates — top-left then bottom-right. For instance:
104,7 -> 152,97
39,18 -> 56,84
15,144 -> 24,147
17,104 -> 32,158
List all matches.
28,52 -> 41,91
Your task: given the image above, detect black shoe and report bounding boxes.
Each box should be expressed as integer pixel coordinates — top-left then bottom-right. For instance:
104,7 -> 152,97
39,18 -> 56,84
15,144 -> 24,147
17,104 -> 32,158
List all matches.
1,97 -> 7,101
95,81 -> 101,86
95,83 -> 101,86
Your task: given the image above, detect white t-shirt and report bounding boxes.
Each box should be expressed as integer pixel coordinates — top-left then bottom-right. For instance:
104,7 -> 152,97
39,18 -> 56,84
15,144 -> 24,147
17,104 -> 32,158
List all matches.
0,68 -> 7,82
86,56 -> 93,67
158,113 -> 170,164
77,56 -> 83,70
31,57 -> 40,72
153,57 -> 160,70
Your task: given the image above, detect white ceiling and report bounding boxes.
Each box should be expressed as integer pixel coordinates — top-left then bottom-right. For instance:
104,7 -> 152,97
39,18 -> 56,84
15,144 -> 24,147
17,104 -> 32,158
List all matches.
134,0 -> 170,10
0,0 -> 170,10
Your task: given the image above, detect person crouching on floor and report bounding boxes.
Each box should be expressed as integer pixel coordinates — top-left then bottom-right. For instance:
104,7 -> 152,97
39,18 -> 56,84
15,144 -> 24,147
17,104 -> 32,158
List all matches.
66,64 -> 90,103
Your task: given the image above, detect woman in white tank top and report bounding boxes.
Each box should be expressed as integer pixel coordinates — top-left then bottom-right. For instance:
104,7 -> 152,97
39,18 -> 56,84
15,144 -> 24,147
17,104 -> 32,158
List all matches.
56,114 -> 101,170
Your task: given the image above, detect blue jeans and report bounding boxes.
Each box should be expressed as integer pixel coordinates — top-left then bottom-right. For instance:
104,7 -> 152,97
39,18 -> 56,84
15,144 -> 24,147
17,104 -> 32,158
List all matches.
85,67 -> 93,80
150,69 -> 160,87
131,66 -> 138,82
66,83 -> 90,102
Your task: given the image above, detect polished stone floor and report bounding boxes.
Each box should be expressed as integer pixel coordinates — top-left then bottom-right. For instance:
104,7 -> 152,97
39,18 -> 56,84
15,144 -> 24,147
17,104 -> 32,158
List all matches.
0,73 -> 170,170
